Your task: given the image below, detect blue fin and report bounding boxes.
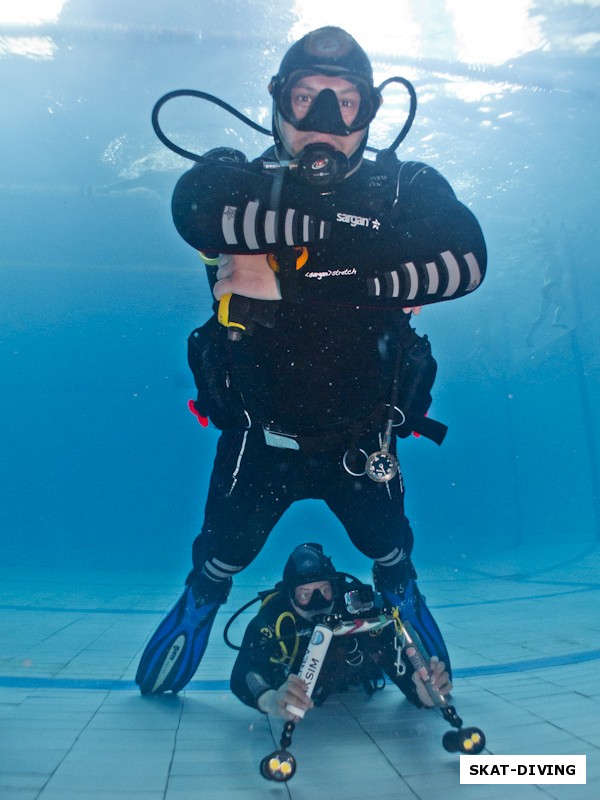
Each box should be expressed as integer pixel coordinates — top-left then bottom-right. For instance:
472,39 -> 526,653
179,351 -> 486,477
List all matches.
382,579 -> 452,678
135,585 -> 222,695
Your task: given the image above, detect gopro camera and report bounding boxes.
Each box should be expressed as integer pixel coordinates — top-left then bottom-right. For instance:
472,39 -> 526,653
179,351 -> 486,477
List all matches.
344,585 -> 376,615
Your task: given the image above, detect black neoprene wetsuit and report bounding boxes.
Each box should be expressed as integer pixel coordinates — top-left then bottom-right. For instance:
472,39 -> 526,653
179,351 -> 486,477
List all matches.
171,149 -> 487,585
230,588 -> 423,710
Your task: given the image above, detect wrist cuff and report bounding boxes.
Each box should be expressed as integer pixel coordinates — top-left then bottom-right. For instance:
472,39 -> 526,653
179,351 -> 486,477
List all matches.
269,247 -> 307,302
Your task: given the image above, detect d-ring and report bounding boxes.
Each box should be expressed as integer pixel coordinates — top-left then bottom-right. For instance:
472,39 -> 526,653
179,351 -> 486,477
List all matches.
343,448 -> 368,477
385,404 -> 406,428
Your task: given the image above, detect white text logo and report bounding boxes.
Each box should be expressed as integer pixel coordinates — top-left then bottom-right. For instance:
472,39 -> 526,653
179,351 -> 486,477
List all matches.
305,268 -> 357,280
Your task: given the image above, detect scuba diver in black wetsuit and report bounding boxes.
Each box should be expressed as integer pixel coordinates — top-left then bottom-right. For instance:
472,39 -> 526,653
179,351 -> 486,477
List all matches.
229,543 -> 452,718
136,26 -> 487,695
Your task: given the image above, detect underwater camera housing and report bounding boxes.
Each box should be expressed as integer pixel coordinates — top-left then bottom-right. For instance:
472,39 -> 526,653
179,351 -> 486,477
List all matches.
344,583 -> 377,615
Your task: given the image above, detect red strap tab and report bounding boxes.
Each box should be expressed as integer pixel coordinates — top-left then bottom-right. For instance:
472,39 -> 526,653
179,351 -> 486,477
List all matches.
187,399 -> 209,427
412,411 -> 427,438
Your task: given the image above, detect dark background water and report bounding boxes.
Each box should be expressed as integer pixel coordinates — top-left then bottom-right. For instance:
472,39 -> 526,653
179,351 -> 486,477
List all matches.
1,0 -> 598,582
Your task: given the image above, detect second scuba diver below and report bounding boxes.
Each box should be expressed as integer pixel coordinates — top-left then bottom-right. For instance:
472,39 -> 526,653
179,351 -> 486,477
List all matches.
230,543 -> 452,719
135,26 -> 487,696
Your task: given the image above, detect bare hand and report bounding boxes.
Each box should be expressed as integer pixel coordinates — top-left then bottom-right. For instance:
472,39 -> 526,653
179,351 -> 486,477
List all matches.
213,253 -> 282,301
257,674 -> 314,721
412,656 -> 452,707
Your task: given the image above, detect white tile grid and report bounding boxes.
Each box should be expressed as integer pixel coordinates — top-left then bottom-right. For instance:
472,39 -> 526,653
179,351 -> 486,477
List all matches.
0,554 -> 599,800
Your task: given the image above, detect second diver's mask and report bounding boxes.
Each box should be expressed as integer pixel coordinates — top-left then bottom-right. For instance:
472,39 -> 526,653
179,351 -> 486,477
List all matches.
283,543 -> 337,621
291,584 -> 335,622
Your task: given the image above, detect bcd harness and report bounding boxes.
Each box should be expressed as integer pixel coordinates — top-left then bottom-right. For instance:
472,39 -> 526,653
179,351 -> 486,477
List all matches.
187,309 -> 448,459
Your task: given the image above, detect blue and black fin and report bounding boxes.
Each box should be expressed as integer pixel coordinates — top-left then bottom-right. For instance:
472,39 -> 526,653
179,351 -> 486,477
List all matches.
381,578 -> 452,678
136,580 -> 230,695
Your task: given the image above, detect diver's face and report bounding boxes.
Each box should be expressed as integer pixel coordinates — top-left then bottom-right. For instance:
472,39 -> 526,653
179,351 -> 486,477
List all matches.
294,580 -> 333,607
277,74 -> 368,157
